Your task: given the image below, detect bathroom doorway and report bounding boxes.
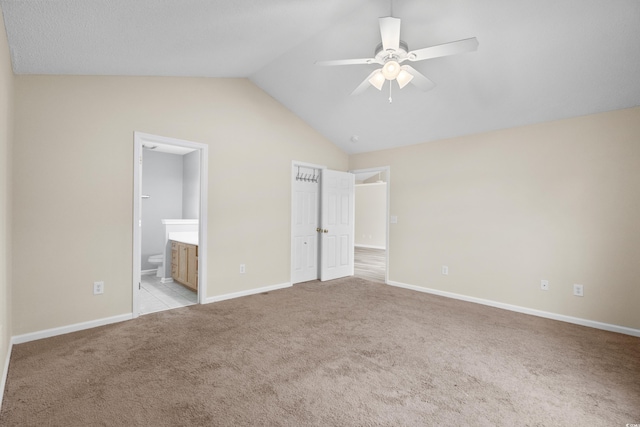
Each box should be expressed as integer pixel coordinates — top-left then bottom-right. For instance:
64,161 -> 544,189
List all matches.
132,132 -> 209,318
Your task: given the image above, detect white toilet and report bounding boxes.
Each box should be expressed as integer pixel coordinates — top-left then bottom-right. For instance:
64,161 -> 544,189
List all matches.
148,254 -> 164,277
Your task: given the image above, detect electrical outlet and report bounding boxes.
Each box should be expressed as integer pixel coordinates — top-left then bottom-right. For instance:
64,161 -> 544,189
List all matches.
240,264 -> 246,274
442,265 -> 449,275
573,284 -> 584,297
93,281 -> 104,295
540,280 -> 549,291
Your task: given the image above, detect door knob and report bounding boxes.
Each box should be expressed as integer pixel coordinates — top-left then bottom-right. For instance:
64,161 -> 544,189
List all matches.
316,228 -> 322,233
323,229 -> 329,233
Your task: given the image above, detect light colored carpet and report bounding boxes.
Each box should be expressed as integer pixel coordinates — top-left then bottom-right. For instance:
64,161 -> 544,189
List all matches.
2,277 -> 639,426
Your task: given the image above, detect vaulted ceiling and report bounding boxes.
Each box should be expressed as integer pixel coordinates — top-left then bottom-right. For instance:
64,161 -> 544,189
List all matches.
2,0 -> 639,154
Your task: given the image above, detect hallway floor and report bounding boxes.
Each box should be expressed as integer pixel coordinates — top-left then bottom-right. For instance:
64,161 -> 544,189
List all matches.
354,247 -> 386,283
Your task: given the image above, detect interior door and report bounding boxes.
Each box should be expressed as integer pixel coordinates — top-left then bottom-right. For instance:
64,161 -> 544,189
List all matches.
321,169 -> 355,281
291,167 -> 320,284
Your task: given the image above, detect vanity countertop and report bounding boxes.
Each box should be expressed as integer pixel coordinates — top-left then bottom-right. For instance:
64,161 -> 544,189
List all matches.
168,232 -> 198,246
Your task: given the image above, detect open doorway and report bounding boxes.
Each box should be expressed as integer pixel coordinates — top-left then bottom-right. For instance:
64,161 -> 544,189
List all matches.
351,167 -> 390,284
133,132 -> 208,318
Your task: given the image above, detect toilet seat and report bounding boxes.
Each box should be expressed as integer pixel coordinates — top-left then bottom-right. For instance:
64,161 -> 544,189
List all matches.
148,254 -> 163,263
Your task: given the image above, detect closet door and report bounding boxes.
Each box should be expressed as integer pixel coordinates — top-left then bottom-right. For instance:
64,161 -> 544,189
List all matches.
320,170 -> 354,281
291,167 -> 320,284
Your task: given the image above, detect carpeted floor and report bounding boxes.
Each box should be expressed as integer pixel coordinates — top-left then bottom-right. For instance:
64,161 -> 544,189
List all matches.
2,277 -> 639,426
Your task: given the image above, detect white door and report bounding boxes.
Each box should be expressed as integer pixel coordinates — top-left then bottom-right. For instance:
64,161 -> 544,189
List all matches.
320,169 -> 355,281
291,167 -> 320,284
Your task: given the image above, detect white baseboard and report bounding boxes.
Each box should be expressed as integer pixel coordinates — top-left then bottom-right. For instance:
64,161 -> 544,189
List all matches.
355,244 -> 386,250
205,282 -> 292,304
387,280 -> 640,338
160,277 -> 174,284
0,340 -> 13,413
11,313 -> 133,345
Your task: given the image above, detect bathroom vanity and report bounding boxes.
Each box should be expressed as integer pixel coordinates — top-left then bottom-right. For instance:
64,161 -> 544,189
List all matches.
171,239 -> 198,291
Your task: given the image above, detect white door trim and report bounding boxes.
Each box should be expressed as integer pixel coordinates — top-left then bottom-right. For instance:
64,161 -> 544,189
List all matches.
133,132 -> 209,318
290,161 -> 326,285
349,166 -> 391,284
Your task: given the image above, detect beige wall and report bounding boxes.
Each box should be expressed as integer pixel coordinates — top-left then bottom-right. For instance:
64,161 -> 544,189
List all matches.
355,183 -> 387,249
5,58 -> 639,337
0,6 -> 14,379
12,75 -> 347,335
350,107 -> 640,330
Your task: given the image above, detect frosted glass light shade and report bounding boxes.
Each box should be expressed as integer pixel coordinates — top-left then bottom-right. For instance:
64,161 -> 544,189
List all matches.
396,68 -> 414,89
368,70 -> 385,90
381,60 -> 401,80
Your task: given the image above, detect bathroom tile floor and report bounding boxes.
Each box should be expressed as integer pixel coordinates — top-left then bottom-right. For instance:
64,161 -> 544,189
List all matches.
139,274 -> 197,315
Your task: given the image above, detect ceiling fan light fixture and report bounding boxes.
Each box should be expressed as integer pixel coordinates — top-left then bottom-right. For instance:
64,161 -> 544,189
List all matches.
315,14 -> 478,97
396,68 -> 413,89
368,70 -> 385,90
381,60 -> 401,80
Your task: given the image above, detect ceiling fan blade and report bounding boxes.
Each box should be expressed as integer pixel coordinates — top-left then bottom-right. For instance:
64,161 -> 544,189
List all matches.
403,65 -> 436,91
379,17 -> 401,52
408,37 -> 479,62
315,58 -> 378,66
351,70 -> 381,95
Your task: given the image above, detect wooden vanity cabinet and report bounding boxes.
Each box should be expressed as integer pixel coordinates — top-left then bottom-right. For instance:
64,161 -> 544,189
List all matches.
171,240 -> 198,291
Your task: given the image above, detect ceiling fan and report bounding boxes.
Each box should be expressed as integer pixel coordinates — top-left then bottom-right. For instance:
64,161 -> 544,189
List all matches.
316,16 -> 478,97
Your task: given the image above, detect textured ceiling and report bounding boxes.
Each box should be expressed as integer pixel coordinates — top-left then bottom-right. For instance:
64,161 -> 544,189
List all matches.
2,0 -> 640,154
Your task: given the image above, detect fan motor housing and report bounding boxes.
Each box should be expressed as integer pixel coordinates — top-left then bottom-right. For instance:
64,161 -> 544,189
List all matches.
374,40 -> 409,63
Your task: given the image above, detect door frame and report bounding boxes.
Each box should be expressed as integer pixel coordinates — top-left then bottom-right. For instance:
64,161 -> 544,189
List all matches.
290,160 -> 326,284
349,166 -> 391,284
132,132 -> 209,318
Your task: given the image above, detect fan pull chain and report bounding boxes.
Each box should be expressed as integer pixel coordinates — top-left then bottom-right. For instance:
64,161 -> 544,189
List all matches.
389,81 -> 393,103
